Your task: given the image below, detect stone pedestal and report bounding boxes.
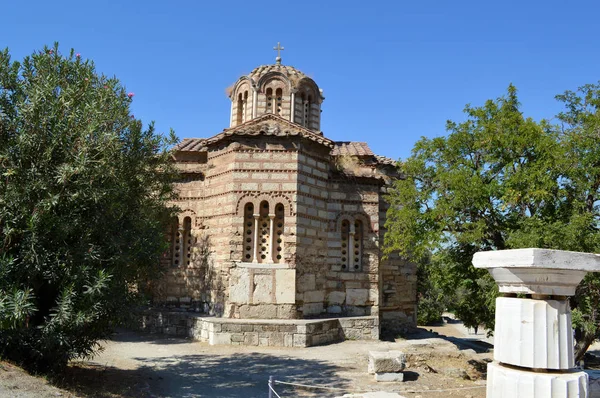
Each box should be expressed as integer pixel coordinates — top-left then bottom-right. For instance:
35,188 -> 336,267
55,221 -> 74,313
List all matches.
487,362 -> 587,398
473,248 -> 600,398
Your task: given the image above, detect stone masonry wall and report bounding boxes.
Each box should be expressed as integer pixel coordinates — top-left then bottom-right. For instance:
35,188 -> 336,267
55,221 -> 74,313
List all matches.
323,178 -> 380,317
139,310 -> 379,347
160,135 -> 417,334
378,185 -> 417,333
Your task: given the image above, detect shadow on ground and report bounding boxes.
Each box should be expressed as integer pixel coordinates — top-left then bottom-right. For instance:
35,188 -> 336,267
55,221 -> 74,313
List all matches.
382,326 -> 493,354
58,333 -> 351,398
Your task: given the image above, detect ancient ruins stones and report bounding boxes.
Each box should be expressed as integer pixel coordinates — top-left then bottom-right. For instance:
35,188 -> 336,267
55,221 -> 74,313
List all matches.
368,351 -> 406,382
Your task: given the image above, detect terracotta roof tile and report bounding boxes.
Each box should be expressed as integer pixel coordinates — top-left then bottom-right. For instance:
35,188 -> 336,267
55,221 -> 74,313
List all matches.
208,114 -> 334,148
174,138 -> 207,152
331,142 -> 374,157
374,155 -> 396,165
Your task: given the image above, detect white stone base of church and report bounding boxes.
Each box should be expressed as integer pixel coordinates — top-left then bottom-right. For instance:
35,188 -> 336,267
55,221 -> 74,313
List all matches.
138,310 -> 379,347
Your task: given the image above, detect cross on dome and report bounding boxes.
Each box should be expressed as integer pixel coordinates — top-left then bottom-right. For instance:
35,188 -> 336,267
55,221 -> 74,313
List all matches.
273,42 -> 284,64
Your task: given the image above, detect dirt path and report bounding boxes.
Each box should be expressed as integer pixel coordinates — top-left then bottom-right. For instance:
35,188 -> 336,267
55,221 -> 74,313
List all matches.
1,320 -> 491,398
64,330 -> 488,398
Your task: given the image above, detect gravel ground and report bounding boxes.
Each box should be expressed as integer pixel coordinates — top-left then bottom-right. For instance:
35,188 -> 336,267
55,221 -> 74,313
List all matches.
1,324 -> 490,398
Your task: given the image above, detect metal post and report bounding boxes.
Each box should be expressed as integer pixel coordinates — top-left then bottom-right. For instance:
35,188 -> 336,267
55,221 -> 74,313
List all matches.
268,376 -> 274,398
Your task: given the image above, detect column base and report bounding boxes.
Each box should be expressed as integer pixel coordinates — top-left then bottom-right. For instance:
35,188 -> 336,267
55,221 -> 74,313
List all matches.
487,362 -> 588,398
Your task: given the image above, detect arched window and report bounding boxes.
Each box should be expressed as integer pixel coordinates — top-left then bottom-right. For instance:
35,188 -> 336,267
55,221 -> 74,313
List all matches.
340,217 -> 363,271
303,94 -> 312,127
243,203 -> 255,262
258,201 -> 270,263
266,88 -> 273,113
275,88 -> 283,115
236,93 -> 244,125
273,203 -> 285,263
242,201 -> 287,264
242,91 -> 249,122
183,217 -> 193,267
351,220 -> 363,271
170,218 -> 180,267
341,219 -> 349,270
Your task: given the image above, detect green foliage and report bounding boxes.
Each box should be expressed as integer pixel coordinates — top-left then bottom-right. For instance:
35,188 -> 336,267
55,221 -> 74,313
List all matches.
415,254 -> 445,325
0,44 -> 178,373
385,83 -> 600,354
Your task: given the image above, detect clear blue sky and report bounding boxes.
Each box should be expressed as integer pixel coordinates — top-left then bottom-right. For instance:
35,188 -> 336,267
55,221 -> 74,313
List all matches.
2,0 -> 599,160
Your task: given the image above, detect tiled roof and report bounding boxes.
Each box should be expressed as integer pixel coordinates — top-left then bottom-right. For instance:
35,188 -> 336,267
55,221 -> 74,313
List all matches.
331,142 -> 374,157
374,155 -> 397,166
210,114 -> 333,148
172,114 -> 334,152
174,138 -> 207,152
248,64 -> 308,85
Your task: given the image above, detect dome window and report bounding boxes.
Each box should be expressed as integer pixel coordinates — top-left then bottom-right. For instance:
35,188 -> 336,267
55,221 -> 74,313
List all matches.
266,88 -> 273,113
276,88 -> 283,115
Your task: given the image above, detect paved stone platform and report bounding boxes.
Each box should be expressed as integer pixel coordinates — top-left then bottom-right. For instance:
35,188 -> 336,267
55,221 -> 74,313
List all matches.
139,310 -> 379,347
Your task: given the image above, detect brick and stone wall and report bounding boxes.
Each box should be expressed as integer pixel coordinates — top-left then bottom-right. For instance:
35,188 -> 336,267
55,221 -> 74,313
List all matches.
139,310 -> 379,347
158,133 -> 416,335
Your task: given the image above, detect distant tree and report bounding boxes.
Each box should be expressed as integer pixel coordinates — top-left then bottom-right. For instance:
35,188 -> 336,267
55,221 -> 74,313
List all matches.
0,43 -> 178,373
554,84 -> 600,360
385,84 -> 600,356
385,84 -> 559,332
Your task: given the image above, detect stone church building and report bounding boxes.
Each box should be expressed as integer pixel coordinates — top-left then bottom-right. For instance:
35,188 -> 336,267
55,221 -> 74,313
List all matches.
152,49 -> 416,339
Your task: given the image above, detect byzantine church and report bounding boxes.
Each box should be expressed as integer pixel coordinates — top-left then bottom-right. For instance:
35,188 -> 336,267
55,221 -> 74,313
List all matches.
155,45 -> 416,334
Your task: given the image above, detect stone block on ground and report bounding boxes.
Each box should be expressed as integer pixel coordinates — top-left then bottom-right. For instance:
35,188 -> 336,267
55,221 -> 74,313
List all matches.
374,372 -> 404,382
368,351 -> 406,374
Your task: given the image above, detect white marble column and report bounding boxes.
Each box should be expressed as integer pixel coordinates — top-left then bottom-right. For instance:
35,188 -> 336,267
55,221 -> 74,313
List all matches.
473,248 -> 600,398
252,89 -> 257,118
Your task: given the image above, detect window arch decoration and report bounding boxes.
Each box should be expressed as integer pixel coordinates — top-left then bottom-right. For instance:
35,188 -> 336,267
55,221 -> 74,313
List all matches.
296,79 -> 321,128
335,213 -> 372,272
236,194 -> 292,264
235,193 -> 294,218
169,211 -> 198,268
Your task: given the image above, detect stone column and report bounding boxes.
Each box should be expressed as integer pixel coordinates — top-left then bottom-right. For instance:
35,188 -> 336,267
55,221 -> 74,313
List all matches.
252,214 -> 260,263
268,213 -> 275,263
290,91 -> 296,123
473,248 -> 600,398
252,89 -> 258,118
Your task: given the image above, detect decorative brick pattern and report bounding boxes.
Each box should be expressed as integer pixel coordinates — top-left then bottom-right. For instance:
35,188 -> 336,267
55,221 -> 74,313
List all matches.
153,60 -> 417,337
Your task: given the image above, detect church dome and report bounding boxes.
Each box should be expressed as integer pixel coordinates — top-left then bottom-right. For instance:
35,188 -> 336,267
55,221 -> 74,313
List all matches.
228,43 -> 323,131
248,64 -> 308,87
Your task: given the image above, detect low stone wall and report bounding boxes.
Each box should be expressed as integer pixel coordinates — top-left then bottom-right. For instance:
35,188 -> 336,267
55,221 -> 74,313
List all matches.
138,310 -> 379,347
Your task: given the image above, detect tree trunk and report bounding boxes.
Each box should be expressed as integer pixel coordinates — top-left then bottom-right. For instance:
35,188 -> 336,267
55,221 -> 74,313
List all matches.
575,329 -> 596,363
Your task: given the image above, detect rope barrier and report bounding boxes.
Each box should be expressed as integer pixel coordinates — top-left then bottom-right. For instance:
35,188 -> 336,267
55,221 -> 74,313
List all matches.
268,384 -> 282,398
274,380 -> 349,391
403,385 -> 486,394
272,378 -> 486,395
